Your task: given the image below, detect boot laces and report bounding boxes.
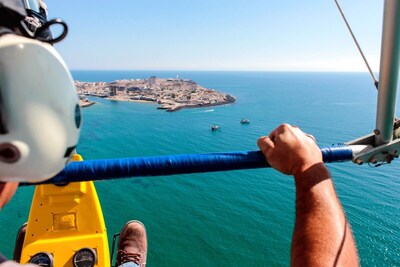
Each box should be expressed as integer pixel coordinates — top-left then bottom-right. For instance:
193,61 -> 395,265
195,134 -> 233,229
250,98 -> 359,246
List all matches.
117,249 -> 144,265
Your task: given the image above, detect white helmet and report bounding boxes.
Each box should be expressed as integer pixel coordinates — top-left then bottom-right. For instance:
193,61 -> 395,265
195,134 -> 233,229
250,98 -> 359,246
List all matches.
0,34 -> 81,182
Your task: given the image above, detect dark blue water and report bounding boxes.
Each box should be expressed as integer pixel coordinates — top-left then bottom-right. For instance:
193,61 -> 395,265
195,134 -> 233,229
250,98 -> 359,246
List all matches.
1,71 -> 399,266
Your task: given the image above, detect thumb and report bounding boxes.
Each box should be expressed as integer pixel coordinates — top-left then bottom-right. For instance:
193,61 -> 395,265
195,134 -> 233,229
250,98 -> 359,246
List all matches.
257,136 -> 275,157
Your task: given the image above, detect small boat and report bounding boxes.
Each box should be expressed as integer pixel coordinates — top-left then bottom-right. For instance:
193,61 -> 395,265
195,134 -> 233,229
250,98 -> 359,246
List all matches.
211,125 -> 220,131
240,118 -> 250,124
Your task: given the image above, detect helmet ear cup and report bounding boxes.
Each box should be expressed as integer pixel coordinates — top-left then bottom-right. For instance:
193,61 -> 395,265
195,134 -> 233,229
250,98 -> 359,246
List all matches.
0,143 -> 20,163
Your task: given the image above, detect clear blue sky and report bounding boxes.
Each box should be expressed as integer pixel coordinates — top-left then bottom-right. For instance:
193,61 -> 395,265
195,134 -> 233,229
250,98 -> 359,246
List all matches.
45,0 -> 384,71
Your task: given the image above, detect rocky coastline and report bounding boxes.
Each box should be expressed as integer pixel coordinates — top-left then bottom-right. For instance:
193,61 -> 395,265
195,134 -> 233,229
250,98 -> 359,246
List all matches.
79,98 -> 96,108
75,77 -> 236,111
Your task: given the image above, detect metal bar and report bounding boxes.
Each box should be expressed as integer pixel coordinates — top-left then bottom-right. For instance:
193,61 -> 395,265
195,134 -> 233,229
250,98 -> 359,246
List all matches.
21,145 -> 354,186
375,0 -> 400,145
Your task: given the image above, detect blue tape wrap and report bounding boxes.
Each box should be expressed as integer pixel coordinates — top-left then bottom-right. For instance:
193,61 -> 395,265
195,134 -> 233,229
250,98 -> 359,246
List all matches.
25,145 -> 353,185
321,145 -> 353,163
41,151 -> 268,185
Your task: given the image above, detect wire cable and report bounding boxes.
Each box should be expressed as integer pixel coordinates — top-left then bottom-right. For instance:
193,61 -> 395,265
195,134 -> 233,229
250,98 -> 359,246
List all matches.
334,0 -> 379,89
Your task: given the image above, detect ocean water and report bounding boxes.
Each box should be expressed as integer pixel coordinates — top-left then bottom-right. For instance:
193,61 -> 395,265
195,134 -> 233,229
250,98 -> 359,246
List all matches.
1,71 -> 399,266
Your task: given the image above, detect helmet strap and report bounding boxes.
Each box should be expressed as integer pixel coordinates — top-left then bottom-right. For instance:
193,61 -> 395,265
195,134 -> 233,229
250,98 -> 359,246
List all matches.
0,0 -> 67,44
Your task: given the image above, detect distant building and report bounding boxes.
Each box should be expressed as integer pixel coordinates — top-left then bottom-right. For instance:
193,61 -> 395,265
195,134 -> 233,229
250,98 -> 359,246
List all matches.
127,86 -> 142,92
148,76 -> 156,87
109,86 -> 117,96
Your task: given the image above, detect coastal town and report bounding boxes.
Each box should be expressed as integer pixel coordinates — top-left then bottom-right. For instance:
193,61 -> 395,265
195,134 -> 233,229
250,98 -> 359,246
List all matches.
75,76 -> 236,111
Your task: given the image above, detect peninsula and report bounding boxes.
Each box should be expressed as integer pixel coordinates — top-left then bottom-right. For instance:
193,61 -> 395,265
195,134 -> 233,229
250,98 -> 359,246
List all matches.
75,76 -> 236,111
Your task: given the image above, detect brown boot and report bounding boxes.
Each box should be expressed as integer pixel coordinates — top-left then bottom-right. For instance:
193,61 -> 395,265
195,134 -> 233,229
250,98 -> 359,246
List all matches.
116,220 -> 147,267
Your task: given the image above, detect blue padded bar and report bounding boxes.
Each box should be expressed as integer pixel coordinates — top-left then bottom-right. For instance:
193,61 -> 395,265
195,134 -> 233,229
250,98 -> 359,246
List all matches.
321,145 -> 353,163
24,145 -> 353,185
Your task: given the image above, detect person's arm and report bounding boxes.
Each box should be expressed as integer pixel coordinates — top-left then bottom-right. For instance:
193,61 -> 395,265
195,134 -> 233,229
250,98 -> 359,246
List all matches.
0,182 -> 18,209
257,124 -> 359,266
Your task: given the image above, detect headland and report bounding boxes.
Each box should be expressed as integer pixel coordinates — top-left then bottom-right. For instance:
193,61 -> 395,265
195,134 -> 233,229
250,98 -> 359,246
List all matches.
75,76 -> 236,111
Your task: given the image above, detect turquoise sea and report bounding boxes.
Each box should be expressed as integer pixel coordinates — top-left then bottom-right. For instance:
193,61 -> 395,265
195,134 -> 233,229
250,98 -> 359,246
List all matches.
1,71 -> 399,266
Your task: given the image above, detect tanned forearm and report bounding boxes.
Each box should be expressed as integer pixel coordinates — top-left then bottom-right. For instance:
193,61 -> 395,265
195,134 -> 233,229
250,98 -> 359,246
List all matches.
257,124 -> 359,266
291,163 -> 359,267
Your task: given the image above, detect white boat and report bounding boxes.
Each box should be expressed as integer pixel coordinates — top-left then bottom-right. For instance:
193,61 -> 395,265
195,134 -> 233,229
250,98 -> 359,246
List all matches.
240,118 -> 250,124
211,125 -> 220,131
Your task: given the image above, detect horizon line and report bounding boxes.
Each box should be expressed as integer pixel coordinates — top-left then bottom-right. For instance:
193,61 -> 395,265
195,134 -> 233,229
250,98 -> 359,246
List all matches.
70,69 -> 376,73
